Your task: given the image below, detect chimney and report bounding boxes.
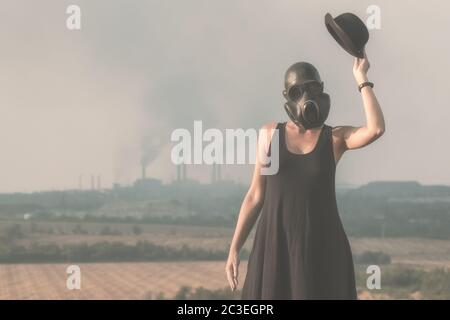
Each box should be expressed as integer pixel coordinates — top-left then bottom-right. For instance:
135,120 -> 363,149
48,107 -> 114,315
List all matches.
97,175 -> 101,190
217,164 -> 221,182
91,174 -> 95,190
212,163 -> 217,183
182,163 -> 187,180
142,164 -> 146,180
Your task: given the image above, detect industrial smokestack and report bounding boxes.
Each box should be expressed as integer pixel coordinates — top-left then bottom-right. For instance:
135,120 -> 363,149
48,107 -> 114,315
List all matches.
211,163 -> 221,184
91,174 -> 95,190
97,175 -> 101,190
212,163 -> 217,183
177,165 -> 181,181
182,163 -> 187,180
142,164 -> 146,180
141,135 -> 162,181
217,164 -> 221,182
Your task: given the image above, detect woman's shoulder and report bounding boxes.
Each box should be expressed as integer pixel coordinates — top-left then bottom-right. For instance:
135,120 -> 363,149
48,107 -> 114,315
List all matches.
260,122 -> 279,131
329,125 -> 349,139
327,125 -> 349,149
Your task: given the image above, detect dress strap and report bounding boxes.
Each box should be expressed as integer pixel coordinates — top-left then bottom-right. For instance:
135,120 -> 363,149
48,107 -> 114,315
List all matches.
316,124 -> 328,149
266,122 -> 285,158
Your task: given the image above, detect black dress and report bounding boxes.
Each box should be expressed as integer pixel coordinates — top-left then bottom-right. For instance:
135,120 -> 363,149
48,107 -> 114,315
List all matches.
241,122 -> 357,300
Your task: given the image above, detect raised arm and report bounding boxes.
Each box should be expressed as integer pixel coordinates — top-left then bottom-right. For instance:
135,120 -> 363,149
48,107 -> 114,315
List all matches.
333,51 -> 385,156
225,122 -> 277,291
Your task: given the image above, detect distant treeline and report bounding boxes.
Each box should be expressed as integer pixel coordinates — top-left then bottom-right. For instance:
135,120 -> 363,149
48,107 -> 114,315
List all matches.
0,228 -> 383,264
0,181 -> 245,214
0,241 -> 249,264
353,251 -> 391,265
2,180 -> 450,239
36,213 -> 238,228
337,181 -> 450,239
340,197 -> 450,239
37,209 -> 450,239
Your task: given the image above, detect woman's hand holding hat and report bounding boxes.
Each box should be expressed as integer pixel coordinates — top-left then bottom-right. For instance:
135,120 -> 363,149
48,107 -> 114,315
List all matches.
353,50 -> 370,85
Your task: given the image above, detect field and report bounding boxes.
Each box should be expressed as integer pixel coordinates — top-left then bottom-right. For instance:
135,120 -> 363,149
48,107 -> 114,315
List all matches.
1,257 -> 449,300
1,221 -> 450,299
0,261 -> 236,300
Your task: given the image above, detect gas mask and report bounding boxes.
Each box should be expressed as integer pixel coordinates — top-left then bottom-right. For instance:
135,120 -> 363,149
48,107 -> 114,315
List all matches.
283,62 -> 330,130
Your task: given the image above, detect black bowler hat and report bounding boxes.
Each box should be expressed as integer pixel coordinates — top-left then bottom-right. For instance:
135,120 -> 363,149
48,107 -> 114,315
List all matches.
325,12 -> 369,58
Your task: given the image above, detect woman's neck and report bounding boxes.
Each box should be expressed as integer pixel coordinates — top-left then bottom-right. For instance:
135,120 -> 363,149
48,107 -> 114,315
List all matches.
287,121 -> 324,134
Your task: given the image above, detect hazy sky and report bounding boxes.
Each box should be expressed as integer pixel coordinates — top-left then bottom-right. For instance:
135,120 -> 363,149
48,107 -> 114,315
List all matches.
0,0 -> 449,192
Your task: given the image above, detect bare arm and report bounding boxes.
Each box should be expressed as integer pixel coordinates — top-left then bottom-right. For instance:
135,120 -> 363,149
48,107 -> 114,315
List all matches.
225,122 -> 277,291
333,51 -> 385,157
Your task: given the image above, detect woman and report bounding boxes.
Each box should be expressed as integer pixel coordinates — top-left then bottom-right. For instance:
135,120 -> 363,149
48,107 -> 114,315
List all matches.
225,51 -> 385,299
